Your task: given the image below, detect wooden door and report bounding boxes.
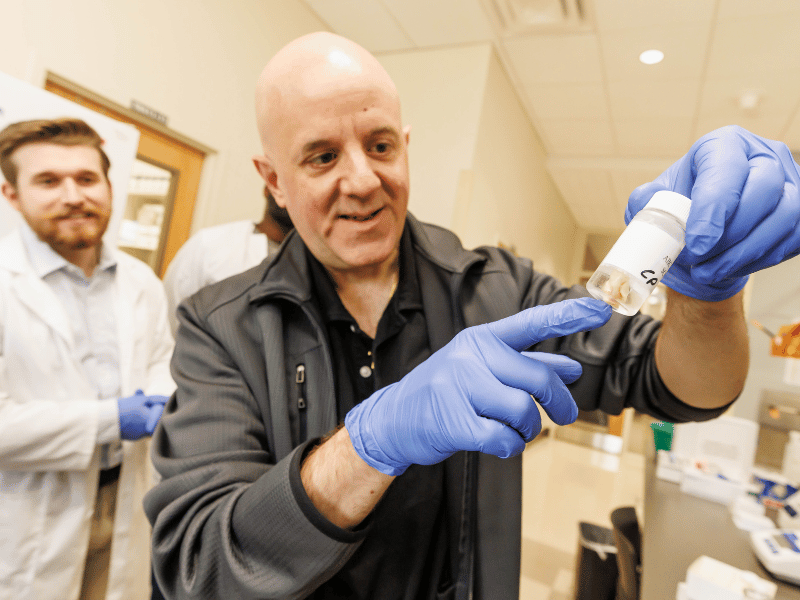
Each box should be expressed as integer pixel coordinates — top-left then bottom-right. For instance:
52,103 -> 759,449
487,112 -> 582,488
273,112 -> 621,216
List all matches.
44,76 -> 210,277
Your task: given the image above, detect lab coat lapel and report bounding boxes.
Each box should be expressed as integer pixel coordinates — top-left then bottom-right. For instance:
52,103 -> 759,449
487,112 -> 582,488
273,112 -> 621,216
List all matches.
0,230 -> 74,345
115,255 -> 135,394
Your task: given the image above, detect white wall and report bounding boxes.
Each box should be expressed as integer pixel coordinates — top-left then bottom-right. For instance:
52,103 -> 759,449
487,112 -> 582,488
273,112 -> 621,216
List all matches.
456,51 -> 580,283
0,0 -> 328,232
734,258 -> 800,421
377,44 -> 490,229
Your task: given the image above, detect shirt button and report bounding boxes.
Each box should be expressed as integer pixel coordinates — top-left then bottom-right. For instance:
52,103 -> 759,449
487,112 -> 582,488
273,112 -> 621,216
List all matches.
359,365 -> 372,378
350,324 -> 357,333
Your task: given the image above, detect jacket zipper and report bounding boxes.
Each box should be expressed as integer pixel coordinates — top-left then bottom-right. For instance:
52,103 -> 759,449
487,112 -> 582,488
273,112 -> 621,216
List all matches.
295,364 -> 307,442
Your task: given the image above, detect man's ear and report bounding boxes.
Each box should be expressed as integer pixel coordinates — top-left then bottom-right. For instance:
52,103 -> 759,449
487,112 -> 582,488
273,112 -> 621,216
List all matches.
403,124 -> 411,147
252,154 -> 286,208
1,182 -> 20,212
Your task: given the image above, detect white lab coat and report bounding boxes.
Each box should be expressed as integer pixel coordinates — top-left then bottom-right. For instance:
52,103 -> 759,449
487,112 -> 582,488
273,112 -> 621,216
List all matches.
0,228 -> 175,600
162,219 -> 278,335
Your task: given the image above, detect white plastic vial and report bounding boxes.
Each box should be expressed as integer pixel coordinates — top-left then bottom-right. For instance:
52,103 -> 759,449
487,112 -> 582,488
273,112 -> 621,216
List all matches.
586,190 -> 692,316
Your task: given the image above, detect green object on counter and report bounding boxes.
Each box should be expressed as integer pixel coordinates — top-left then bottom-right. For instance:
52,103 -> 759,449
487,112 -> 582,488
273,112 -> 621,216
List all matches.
650,421 -> 674,452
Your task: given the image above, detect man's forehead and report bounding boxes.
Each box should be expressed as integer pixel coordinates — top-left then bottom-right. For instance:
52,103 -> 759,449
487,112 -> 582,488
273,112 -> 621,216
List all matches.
14,143 -> 104,173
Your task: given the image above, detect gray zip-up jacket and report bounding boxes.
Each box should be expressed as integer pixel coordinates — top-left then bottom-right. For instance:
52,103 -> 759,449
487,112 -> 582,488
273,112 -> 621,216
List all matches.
144,214 -> 730,600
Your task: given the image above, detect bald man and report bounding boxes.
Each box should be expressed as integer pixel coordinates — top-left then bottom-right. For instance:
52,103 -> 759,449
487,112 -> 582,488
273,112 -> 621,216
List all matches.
144,32 -> 800,599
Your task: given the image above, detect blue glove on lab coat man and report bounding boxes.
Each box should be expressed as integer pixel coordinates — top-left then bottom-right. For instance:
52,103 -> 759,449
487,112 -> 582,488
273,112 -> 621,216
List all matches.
118,390 -> 169,441
628,125 -> 800,301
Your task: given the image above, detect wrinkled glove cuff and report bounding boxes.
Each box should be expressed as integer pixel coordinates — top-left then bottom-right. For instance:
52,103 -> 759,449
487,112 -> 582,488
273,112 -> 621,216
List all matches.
344,388 -> 409,477
661,271 -> 749,302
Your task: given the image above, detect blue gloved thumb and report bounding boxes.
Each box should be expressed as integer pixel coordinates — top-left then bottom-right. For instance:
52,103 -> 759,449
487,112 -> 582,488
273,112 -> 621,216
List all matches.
145,403 -> 165,434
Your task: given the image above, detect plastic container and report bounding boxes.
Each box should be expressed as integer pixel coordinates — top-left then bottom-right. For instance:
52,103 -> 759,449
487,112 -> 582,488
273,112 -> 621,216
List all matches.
586,190 -> 692,316
783,431 -> 800,485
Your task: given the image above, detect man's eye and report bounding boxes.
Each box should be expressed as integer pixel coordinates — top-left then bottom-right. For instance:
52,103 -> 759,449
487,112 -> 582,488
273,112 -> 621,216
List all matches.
372,142 -> 391,154
311,152 -> 337,165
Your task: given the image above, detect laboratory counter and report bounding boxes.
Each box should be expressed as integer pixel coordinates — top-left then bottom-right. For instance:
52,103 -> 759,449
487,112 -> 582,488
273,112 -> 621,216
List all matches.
642,443 -> 800,600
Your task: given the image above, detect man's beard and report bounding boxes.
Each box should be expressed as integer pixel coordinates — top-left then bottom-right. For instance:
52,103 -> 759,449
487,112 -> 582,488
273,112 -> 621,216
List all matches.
30,208 -> 110,253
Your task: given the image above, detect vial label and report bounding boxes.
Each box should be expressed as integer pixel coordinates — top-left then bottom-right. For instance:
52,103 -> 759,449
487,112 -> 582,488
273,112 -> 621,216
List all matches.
602,220 -> 680,288
586,220 -> 684,315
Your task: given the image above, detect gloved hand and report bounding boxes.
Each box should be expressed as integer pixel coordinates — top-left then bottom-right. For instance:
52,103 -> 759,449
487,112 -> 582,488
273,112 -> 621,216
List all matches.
628,125 -> 800,301
117,390 -> 169,441
344,298 -> 612,476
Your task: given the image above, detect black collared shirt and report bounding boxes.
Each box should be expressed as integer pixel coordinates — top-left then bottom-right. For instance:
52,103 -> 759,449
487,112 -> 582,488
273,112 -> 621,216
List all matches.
305,227 -> 451,599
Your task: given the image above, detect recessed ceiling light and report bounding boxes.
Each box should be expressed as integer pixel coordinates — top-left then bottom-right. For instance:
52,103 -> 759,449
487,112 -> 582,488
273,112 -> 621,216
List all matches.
639,49 -> 664,65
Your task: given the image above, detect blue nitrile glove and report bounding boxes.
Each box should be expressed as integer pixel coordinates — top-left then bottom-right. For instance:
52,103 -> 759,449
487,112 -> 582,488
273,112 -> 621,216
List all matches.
117,390 -> 169,441
628,125 -> 800,301
344,298 -> 612,476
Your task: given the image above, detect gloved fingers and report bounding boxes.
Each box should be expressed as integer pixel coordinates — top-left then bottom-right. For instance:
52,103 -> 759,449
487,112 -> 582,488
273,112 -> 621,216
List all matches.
685,153 -> 786,262
476,354 -> 578,429
519,352 -> 582,384
463,415 -> 529,458
482,350 -> 579,425
680,130 -> 753,256
485,298 -> 610,352
689,190 -> 800,283
145,403 -> 165,434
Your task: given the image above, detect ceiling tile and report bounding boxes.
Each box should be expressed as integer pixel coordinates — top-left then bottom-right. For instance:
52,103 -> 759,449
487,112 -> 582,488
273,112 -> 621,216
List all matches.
694,115 -> 789,144
608,79 -> 699,121
600,23 -> 712,82
614,118 -> 694,158
610,166 -> 675,215
381,0 -> 493,47
503,33 -> 603,84
717,0 -> 800,21
698,74 -> 800,134
546,165 -> 619,230
303,0 -> 414,52
593,0 -> 715,32
523,82 -> 609,120
540,119 -> 615,156
706,15 -> 800,79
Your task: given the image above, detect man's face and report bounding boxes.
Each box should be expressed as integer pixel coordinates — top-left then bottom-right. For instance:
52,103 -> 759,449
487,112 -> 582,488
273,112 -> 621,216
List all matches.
259,82 -> 410,274
2,143 -> 112,255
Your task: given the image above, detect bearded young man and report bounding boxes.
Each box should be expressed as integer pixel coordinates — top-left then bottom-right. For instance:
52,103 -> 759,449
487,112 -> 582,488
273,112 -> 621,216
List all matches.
0,118 -> 175,600
146,33 -> 800,600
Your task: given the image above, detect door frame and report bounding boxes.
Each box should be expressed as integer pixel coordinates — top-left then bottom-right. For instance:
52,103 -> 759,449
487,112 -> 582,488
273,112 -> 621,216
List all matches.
44,72 -> 214,277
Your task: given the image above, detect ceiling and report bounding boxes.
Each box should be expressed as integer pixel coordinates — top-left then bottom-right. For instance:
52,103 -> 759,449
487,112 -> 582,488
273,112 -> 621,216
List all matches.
299,0 -> 800,234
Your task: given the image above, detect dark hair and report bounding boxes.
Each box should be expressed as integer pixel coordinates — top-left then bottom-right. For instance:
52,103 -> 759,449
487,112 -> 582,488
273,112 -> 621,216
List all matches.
0,117 -> 111,187
266,187 -> 294,234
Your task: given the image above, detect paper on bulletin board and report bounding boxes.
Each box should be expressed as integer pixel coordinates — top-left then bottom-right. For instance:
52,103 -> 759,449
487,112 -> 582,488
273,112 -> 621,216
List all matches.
0,70 -> 139,247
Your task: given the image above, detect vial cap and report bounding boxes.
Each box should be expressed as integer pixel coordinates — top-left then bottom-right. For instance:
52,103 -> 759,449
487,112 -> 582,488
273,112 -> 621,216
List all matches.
645,190 -> 692,225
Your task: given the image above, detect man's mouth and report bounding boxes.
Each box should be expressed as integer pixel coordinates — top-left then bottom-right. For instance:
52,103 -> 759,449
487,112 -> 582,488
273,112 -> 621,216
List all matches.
59,211 -> 95,220
339,207 -> 382,222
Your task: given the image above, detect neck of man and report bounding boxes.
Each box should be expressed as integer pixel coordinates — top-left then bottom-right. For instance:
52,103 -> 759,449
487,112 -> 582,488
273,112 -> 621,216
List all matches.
329,255 -> 400,339
58,244 -> 101,278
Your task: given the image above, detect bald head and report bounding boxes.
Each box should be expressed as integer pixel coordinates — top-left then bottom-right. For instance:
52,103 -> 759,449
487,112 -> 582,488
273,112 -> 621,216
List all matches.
255,32 -> 400,153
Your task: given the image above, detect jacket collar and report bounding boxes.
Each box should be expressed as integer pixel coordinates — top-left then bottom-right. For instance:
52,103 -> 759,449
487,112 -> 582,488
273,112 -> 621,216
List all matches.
246,212 -> 486,305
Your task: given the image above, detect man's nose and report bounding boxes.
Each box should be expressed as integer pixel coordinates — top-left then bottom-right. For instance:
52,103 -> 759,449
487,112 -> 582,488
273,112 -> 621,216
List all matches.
339,149 -> 381,198
61,178 -> 83,204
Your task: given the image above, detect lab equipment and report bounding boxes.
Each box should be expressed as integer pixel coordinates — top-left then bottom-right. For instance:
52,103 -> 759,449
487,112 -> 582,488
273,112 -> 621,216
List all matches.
344,298 -> 611,476
750,529 -> 800,586
586,191 -> 691,316
677,555 -> 777,600
778,490 -> 800,529
118,390 -> 169,440
783,431 -> 800,484
628,126 -> 800,302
